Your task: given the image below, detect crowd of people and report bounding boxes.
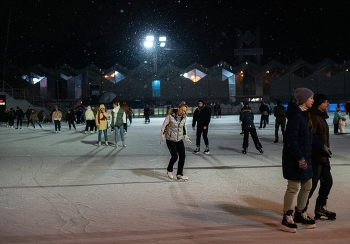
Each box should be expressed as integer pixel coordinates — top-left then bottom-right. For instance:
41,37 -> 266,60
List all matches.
2,92 -> 347,233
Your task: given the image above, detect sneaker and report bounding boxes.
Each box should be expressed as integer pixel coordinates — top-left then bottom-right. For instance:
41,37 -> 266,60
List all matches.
176,175 -> 188,181
105,141 -> 109,146
314,205 -> 336,220
98,141 -> 101,147
167,171 -> 174,179
115,143 -> 118,147
55,131 -> 58,134
294,207 -> 316,229
204,146 -> 210,154
193,147 -> 200,154
90,131 -> 93,134
85,131 -> 87,134
122,141 -> 126,147
281,210 -> 297,233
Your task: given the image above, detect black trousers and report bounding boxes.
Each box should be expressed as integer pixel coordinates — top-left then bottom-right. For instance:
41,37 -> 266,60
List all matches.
195,126 -> 209,147
242,128 -> 262,150
166,139 -> 186,176
306,162 -> 333,209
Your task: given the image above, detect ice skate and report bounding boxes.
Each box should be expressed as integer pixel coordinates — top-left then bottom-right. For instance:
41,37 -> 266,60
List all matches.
204,146 -> 210,154
314,206 -> 336,221
193,147 -> 200,154
294,207 -> 316,229
176,175 -> 188,181
281,210 -> 297,233
242,148 -> 247,154
167,171 -> 173,179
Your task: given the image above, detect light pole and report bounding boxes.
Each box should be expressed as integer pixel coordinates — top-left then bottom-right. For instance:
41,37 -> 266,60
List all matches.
144,35 -> 166,73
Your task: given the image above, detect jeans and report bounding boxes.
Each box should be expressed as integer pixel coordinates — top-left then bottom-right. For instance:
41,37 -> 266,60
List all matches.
166,139 -> 186,176
195,126 -> 209,147
31,119 -> 42,129
98,129 -> 108,142
114,126 -> 125,143
54,120 -> 61,131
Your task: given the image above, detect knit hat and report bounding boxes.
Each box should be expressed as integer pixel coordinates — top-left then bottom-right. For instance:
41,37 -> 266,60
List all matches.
294,88 -> 314,104
313,94 -> 328,108
198,99 -> 204,103
99,104 -> 105,109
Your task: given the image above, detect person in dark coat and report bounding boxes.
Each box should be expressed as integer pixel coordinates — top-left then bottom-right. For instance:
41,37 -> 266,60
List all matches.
25,106 -> 32,127
192,100 -> 211,154
273,101 -> 286,143
281,88 -> 328,233
15,106 -> 24,129
258,102 -> 269,128
239,103 -> 263,154
304,94 -> 336,220
66,109 -> 76,130
144,105 -> 150,123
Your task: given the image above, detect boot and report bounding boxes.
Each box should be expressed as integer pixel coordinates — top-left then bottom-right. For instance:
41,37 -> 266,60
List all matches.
274,137 -> 279,143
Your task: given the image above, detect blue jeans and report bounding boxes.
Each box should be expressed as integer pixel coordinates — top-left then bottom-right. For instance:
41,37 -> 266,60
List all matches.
31,119 -> 41,129
98,129 -> 108,142
114,126 -> 125,142
54,120 -> 61,131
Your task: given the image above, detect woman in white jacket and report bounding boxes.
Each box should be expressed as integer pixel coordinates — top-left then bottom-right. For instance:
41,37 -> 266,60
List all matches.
160,101 -> 191,181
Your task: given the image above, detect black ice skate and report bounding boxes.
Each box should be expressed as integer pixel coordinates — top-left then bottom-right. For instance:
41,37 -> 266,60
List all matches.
242,148 -> 247,154
314,206 -> 336,221
204,146 -> 210,154
193,147 -> 200,154
281,210 -> 297,233
294,207 -> 316,229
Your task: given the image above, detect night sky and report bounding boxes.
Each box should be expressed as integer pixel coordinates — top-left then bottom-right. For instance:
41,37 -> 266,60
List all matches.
2,0 -> 350,73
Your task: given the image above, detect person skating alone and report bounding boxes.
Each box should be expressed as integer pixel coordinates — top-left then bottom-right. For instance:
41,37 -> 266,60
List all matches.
52,106 -> 62,133
30,109 -> 43,130
192,100 -> 211,154
66,109 -> 76,130
273,100 -> 286,143
15,106 -> 24,129
160,101 -> 191,181
239,103 -> 263,154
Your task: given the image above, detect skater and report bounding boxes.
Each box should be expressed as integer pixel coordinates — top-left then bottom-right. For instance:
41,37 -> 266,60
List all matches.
15,106 -> 24,129
30,109 -> 43,130
281,88 -> 326,233
144,105 -> 150,123
66,109 -> 76,130
192,99 -> 211,154
111,101 -> 127,147
333,105 -> 343,134
95,104 -> 109,146
7,108 -> 15,128
160,101 -> 191,181
258,102 -> 269,128
304,94 -> 336,220
84,106 -> 95,134
120,102 -> 131,132
239,103 -> 263,154
52,106 -> 62,133
273,100 -> 286,143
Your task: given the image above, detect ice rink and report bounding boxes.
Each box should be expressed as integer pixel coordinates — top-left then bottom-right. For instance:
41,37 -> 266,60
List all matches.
1,114 -> 350,243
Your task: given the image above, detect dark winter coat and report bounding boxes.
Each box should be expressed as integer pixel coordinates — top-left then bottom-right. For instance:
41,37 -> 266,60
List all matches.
282,104 -> 326,180
15,108 -> 24,119
309,106 -> 330,164
192,105 -> 211,127
282,104 -> 314,180
240,106 -> 255,130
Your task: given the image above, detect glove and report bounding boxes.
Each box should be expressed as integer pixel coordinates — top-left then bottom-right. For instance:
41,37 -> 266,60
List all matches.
160,134 -> 165,144
184,135 -> 192,145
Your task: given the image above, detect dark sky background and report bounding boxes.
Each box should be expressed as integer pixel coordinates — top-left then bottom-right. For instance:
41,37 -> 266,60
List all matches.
2,0 -> 350,73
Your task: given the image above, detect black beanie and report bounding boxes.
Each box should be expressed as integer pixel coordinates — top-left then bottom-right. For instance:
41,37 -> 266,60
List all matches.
198,100 -> 204,103
313,94 -> 327,108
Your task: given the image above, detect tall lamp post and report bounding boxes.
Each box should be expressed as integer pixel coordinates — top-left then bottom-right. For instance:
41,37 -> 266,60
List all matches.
144,35 -> 166,73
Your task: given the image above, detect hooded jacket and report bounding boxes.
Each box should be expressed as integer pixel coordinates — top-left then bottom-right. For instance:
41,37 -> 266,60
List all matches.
240,106 -> 255,130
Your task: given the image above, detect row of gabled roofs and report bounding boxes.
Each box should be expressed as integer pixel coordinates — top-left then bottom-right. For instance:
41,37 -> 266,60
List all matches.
28,58 -> 350,81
